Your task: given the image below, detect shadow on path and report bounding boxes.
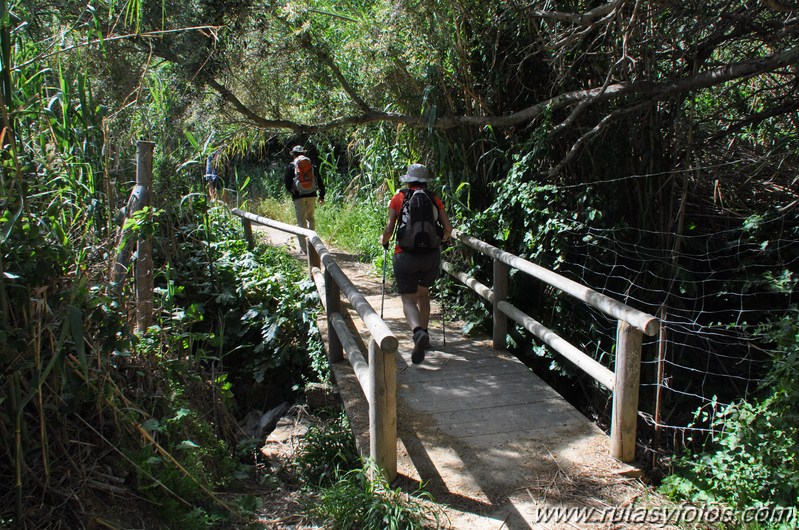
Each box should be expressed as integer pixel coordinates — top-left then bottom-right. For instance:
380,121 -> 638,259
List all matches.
252,223 -> 656,530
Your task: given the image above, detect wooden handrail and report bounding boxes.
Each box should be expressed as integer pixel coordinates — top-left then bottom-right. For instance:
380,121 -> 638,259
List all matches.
233,208 -> 656,465
445,228 -> 659,463
452,229 -> 659,336
232,209 -> 398,354
497,300 -> 616,390
231,208 -> 398,480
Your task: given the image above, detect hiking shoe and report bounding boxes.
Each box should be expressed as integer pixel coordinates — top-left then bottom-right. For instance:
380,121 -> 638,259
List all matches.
411,329 -> 429,364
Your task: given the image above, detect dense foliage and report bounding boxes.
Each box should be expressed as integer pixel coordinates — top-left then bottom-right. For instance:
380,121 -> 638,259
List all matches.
660,311 -> 799,528
310,463 -> 440,530
0,4 -> 327,526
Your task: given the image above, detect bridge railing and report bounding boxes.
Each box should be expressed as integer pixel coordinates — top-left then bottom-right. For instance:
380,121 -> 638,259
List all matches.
443,229 -> 659,463
232,207 -> 656,466
231,209 -> 399,480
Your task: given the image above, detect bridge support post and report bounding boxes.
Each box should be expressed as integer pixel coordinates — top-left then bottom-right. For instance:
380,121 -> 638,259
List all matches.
325,269 -> 343,363
492,259 -> 508,350
610,321 -> 642,463
368,338 -> 397,482
308,240 -> 320,271
241,218 -> 254,250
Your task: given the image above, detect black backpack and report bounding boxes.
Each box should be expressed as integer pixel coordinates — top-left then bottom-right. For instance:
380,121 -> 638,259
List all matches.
396,188 -> 443,253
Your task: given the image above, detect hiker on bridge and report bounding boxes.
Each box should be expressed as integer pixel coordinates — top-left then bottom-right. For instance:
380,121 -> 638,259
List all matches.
284,145 -> 325,253
380,163 -> 452,365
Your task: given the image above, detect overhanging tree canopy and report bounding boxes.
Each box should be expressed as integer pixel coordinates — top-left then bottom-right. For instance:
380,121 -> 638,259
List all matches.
28,1 -> 799,165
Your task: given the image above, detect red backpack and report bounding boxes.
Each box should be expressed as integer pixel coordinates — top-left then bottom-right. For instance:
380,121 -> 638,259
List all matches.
292,156 -> 317,194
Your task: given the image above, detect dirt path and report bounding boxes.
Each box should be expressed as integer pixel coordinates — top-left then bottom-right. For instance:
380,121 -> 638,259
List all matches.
251,223 -> 679,530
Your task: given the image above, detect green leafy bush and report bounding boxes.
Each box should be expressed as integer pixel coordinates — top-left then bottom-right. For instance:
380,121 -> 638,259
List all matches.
106,203 -> 330,527
310,461 -> 441,530
165,203 -> 329,390
294,409 -> 361,487
660,309 -> 799,529
292,410 -> 442,528
125,369 -> 242,528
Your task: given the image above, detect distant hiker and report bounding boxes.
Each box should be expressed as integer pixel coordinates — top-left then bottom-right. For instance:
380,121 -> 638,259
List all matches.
380,163 -> 452,364
284,145 -> 325,253
205,150 -> 225,201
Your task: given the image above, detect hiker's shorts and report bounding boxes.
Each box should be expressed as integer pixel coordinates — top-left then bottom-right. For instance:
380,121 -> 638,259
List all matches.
393,249 -> 441,294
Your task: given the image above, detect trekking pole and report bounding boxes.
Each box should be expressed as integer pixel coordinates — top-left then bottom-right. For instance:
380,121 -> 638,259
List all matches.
440,242 -> 447,347
380,245 -> 388,319
441,294 -> 446,347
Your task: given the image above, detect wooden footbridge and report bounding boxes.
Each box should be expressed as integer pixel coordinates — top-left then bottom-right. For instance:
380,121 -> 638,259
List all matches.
233,208 -> 660,529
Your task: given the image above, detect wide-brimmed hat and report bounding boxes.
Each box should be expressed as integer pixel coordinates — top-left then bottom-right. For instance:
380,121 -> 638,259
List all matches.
399,163 -> 433,183
291,145 -> 306,154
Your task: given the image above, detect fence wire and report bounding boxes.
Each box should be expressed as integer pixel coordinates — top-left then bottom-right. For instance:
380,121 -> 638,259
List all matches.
542,178 -> 798,452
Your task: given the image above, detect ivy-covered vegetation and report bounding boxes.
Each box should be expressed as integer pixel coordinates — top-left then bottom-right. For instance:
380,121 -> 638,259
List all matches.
3,0 -> 799,526
1,185 -> 329,526
0,2 -> 329,523
660,311 -> 799,528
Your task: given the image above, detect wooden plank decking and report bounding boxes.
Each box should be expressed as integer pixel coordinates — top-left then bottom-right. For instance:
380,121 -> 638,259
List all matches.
253,224 -> 648,529
329,258 -> 641,529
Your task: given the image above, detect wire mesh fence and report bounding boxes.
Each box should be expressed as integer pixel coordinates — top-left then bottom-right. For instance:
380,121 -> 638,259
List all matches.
542,171 -> 798,457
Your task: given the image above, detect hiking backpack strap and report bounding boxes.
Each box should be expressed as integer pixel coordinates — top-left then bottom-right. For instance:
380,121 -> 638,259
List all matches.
396,188 -> 442,253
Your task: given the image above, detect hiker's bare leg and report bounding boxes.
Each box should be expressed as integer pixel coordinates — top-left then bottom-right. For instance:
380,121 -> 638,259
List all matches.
401,285 -> 431,331
400,293 -> 421,331
416,285 -> 431,329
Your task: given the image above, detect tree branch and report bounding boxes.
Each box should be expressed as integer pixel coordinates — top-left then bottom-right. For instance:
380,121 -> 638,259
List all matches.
428,44 -> 799,130
765,0 -> 799,13
201,44 -> 799,135
529,0 -> 626,26
307,43 -> 374,113
205,77 -> 308,131
700,99 -> 799,145
547,98 -> 656,177
271,9 -> 374,114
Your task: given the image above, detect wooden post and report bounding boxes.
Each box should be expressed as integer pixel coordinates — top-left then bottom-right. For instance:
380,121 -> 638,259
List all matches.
368,337 -> 397,482
308,238 -> 321,272
135,141 -> 155,333
242,218 -> 254,250
610,320 -> 643,462
492,258 -> 509,350
325,269 -> 343,362
652,305 -> 667,468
